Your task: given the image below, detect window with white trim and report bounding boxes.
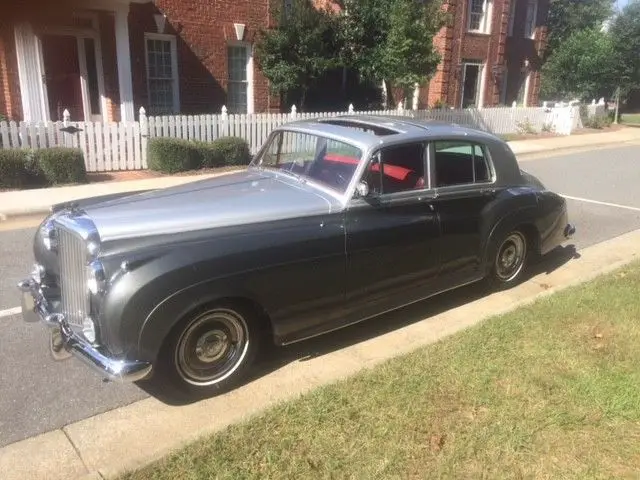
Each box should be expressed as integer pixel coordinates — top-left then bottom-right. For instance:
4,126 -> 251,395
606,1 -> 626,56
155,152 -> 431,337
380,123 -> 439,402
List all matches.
468,0 -> 492,34
227,45 -> 252,114
517,72 -> 529,105
145,34 -> 179,115
500,65 -> 509,105
507,0 -> 517,36
524,0 -> 537,38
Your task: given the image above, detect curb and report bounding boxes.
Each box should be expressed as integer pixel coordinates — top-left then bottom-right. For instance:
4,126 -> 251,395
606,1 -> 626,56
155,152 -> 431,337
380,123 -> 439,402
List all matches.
2,228 -> 640,480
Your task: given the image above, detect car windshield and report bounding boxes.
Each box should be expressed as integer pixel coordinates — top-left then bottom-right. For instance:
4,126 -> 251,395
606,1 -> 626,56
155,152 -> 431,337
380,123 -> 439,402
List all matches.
251,129 -> 364,194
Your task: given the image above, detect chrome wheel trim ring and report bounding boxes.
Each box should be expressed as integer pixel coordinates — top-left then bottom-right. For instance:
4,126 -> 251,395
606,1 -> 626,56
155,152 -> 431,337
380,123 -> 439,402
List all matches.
495,232 -> 527,282
175,308 -> 250,386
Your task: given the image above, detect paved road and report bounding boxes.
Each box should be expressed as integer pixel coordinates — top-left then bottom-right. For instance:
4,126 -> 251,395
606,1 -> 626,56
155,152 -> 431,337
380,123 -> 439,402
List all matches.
0,144 -> 639,448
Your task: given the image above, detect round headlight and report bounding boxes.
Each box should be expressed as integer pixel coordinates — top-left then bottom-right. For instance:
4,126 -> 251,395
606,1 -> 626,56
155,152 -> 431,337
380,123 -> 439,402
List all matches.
87,260 -> 106,295
82,317 -> 96,343
40,221 -> 57,251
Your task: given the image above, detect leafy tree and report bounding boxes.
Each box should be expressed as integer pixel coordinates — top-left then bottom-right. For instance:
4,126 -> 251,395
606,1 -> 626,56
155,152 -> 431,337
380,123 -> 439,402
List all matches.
610,0 -> 640,98
544,0 -> 615,61
336,0 -> 447,106
540,28 -> 618,101
254,0 -> 342,110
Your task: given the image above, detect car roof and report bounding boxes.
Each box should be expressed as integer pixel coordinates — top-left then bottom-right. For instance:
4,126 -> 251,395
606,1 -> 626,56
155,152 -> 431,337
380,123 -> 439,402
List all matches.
277,114 -> 503,151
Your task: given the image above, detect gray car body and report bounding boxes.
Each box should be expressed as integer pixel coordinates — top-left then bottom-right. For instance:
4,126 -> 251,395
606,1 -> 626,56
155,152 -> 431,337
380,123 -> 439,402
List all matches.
31,115 -> 569,370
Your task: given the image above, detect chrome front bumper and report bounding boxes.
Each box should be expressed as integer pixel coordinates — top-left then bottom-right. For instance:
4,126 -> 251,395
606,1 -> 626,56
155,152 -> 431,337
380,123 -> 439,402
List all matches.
18,277 -> 152,383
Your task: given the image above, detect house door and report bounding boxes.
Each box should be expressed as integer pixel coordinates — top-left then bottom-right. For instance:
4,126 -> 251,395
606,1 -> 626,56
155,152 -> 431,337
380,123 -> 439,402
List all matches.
461,63 -> 483,108
41,35 -> 84,121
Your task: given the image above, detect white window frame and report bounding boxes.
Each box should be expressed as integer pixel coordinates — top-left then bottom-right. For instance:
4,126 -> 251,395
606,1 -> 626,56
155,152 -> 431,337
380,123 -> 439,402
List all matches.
460,61 -> 485,108
467,0 -> 493,34
517,71 -> 531,106
507,0 -> 517,37
500,66 -> 509,105
524,0 -> 538,39
144,32 -> 180,115
226,41 -> 254,114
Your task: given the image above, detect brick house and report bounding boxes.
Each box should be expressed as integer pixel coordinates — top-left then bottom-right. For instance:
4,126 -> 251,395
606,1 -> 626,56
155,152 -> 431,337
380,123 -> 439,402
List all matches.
425,0 -> 549,109
0,0 -> 547,124
0,0 -> 275,123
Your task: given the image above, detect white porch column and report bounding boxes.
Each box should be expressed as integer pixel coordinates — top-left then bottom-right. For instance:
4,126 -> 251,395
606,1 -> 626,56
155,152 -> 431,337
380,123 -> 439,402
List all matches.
14,23 -> 48,122
114,5 -> 135,122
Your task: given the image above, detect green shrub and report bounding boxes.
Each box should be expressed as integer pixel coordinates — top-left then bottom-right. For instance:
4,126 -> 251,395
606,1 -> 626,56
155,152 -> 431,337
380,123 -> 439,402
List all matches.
0,147 -> 85,188
37,147 -> 87,184
147,136 -> 251,173
147,137 -> 202,173
583,114 -> 612,129
0,149 -> 31,188
200,137 -> 251,168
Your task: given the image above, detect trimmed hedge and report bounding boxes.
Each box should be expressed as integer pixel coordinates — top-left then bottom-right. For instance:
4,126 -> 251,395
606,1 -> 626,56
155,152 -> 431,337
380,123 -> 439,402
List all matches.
0,147 -> 86,189
148,136 -> 252,173
38,148 -> 87,184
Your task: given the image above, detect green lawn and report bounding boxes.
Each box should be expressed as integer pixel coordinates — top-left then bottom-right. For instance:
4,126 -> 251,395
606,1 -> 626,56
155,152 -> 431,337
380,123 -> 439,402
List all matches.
122,261 -> 640,480
622,113 -> 640,125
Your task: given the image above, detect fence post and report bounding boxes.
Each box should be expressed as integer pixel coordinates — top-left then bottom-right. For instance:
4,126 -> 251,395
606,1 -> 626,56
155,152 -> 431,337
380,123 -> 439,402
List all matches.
139,107 -> 148,135
221,105 -> 228,136
348,103 -> 354,114
290,104 -> 297,120
62,109 -> 72,148
412,83 -> 419,111
139,107 -> 148,167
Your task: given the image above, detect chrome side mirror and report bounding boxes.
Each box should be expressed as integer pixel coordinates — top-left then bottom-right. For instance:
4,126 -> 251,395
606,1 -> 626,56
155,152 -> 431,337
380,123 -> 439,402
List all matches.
355,181 -> 370,198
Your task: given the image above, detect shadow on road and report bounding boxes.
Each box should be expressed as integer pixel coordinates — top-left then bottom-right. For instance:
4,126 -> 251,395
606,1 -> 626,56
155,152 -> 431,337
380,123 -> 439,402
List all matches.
139,243 -> 580,405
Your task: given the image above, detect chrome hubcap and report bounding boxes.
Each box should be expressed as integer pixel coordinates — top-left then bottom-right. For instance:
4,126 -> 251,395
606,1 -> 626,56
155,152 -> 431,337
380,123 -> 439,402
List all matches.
175,309 -> 249,386
195,330 -> 230,363
495,233 -> 526,282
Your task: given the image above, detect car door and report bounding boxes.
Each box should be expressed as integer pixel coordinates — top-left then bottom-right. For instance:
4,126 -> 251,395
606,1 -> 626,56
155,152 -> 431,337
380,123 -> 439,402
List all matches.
428,139 -> 498,287
343,141 -> 442,322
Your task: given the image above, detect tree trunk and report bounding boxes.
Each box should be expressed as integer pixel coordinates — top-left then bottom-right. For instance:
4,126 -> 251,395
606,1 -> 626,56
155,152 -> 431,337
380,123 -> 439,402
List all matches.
384,79 -> 396,109
342,67 -> 348,96
300,87 -> 308,112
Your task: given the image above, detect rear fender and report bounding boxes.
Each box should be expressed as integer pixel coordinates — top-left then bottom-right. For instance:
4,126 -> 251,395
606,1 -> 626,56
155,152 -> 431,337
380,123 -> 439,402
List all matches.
480,189 -> 542,273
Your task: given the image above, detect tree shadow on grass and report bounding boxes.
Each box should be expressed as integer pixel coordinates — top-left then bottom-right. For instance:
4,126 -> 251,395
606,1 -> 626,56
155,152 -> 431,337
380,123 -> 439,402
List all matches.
139,243 -> 580,405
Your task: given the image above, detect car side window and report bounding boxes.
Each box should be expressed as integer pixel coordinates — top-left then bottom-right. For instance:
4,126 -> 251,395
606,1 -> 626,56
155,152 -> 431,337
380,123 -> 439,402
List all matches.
434,141 -> 492,187
363,143 -> 427,195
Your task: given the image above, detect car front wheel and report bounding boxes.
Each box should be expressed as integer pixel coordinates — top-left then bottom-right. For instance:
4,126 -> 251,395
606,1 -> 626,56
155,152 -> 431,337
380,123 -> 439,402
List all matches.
488,230 -> 528,289
152,302 -> 263,399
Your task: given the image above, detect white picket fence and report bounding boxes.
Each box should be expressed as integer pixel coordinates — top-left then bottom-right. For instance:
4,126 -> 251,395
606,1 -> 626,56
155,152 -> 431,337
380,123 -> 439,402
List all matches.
0,104 -> 581,172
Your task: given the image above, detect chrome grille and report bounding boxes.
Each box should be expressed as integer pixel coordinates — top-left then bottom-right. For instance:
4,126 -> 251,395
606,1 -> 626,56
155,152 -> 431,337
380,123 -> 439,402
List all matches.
58,227 -> 89,329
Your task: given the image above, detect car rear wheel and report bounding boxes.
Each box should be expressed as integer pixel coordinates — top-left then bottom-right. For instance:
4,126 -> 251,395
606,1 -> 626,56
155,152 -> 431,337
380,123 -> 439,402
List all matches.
152,302 -> 263,399
488,230 -> 528,289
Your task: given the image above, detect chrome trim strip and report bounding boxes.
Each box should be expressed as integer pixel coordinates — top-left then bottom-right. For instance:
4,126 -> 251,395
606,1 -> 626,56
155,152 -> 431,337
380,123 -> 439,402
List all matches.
18,277 -> 152,383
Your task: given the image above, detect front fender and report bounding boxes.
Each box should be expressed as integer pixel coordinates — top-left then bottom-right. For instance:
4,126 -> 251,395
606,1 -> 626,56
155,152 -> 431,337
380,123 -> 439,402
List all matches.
99,242 -> 269,362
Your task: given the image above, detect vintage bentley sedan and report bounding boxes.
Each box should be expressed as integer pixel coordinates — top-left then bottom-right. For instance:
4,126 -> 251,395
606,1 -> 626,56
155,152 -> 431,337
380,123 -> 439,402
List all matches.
19,115 -> 575,398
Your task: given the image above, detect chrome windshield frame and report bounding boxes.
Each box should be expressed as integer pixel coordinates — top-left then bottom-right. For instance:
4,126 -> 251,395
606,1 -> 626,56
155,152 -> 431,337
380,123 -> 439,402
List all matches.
250,127 -> 376,206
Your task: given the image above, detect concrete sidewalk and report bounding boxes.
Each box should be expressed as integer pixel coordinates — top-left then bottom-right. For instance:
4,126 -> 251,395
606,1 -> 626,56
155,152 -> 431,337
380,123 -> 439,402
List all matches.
1,227 -> 639,480
1,127 -> 640,220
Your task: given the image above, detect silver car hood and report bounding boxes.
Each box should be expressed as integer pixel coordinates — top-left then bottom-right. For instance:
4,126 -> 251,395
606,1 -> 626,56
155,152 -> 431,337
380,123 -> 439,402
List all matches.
82,169 -> 340,242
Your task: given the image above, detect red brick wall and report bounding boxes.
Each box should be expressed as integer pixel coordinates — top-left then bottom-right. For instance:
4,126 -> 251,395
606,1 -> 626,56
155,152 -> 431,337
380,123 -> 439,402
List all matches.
129,0 -> 274,115
427,0 -> 548,108
426,0 -> 456,108
0,21 -> 22,120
